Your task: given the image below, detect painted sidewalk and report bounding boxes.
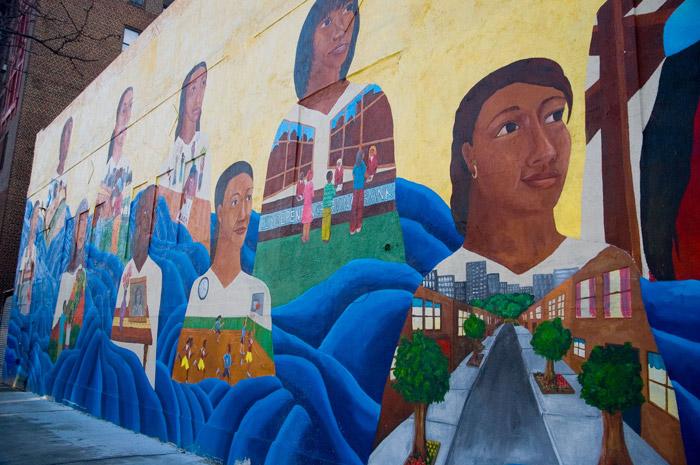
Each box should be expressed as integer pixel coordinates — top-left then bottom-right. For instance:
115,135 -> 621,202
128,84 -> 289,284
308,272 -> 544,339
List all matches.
0,384 -> 213,465
514,325 -> 669,465
369,324 -> 505,465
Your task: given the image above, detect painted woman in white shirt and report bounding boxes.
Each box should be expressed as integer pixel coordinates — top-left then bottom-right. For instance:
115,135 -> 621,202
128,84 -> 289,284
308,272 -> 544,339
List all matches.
159,62 -> 211,251
95,87 -> 133,261
15,201 -> 41,315
110,185 -> 162,388
173,162 -> 274,386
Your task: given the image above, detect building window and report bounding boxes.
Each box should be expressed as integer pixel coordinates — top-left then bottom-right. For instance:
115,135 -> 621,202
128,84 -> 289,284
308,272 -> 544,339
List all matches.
328,84 -> 395,169
557,295 -> 565,318
535,306 -> 541,319
424,301 -> 434,330
458,310 -> 468,336
122,27 -> 140,51
390,346 -> 398,380
548,299 -> 556,320
264,121 -> 315,198
604,268 -> 632,318
128,0 -> 144,6
411,299 -> 440,331
648,352 -> 679,419
576,277 -> 596,318
529,311 -> 533,320
573,338 -> 585,357
411,298 -> 423,330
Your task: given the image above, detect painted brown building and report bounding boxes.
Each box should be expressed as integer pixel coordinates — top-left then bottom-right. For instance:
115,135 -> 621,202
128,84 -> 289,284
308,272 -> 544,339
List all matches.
519,246 -> 685,465
373,285 -> 503,447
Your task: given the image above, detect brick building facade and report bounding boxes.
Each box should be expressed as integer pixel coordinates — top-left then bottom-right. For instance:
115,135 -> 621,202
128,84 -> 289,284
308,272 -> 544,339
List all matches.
373,286 -> 503,447
0,0 -> 163,301
519,247 -> 685,465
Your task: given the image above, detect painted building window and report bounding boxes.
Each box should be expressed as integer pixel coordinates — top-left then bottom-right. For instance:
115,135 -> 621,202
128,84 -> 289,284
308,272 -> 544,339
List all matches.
573,338 -> 585,357
557,295 -> 565,318
411,298 -> 423,330
389,346 -> 398,381
603,268 -> 632,318
424,301 -> 435,330
548,299 -> 556,320
576,277 -> 596,318
529,311 -> 533,320
458,310 -> 468,336
535,306 -> 542,319
122,27 -> 140,51
648,352 -> 679,419
264,121 -> 315,198
411,299 -> 440,331
328,84 -> 395,169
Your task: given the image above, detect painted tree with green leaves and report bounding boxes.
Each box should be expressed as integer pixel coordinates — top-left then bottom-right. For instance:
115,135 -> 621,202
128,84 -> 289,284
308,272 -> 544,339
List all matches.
392,331 -> 450,462
470,292 -> 534,320
530,317 -> 572,385
463,313 -> 486,359
578,343 -> 645,465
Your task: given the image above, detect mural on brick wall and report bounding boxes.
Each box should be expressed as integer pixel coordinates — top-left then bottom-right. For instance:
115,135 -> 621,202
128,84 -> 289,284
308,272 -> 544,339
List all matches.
3,1 -> 699,465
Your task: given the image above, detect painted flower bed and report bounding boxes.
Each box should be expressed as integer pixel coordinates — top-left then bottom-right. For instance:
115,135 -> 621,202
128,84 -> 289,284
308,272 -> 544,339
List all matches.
405,440 -> 440,465
534,373 -> 575,394
467,353 -> 483,367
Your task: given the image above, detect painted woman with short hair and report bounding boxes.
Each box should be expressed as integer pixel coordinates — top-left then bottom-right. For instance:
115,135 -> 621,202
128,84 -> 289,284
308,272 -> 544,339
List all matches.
173,162 -> 274,386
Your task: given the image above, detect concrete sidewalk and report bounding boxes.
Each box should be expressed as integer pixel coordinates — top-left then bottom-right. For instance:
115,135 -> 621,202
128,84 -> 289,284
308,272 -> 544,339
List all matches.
369,324 -> 505,465
0,384 -> 213,465
514,325 -> 668,465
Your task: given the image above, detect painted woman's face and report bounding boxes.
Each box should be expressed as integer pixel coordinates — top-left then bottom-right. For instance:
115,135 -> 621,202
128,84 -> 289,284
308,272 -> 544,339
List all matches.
134,188 -> 155,256
185,67 -> 207,125
59,120 -> 72,172
76,212 -> 89,252
462,82 -> 571,215
312,2 -> 356,79
217,173 -> 254,251
115,89 -> 133,143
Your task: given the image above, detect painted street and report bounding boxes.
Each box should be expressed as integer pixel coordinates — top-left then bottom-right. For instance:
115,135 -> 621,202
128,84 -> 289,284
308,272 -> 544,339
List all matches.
445,324 -> 558,465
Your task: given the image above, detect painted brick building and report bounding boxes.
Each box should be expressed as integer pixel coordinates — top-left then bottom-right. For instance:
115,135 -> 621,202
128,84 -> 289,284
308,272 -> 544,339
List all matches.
373,285 -> 503,447
520,247 -> 685,465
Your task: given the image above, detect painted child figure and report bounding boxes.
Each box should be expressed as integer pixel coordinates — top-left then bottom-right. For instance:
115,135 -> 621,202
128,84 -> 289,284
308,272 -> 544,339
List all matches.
221,344 -> 232,380
212,315 -> 224,343
322,170 -> 335,242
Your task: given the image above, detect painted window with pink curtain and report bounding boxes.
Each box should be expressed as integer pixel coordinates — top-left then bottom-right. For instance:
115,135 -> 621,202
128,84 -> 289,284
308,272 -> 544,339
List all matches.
603,268 -> 632,318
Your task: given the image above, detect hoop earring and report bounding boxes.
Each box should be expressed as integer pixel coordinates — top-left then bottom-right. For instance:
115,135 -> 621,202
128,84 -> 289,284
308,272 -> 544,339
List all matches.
471,165 -> 478,179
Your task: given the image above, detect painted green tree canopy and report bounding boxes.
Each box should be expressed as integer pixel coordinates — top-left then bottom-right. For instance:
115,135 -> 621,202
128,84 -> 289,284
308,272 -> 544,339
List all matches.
391,331 -> 450,405
530,317 -> 572,362
578,342 -> 646,414
463,313 -> 485,340
469,293 -> 534,319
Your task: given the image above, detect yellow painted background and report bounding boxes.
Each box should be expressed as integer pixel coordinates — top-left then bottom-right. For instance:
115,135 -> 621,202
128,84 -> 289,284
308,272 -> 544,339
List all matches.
28,0 -> 604,238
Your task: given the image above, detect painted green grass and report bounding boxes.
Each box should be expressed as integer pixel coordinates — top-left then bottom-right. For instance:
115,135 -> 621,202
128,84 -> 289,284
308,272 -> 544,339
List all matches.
253,212 -> 406,307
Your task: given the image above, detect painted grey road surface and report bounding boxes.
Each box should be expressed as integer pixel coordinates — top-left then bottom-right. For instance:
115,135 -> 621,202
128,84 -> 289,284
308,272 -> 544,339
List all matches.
445,324 -> 559,465
0,383 -> 213,464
